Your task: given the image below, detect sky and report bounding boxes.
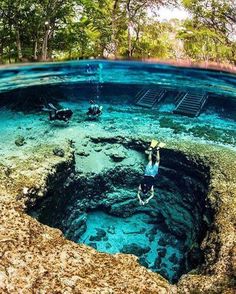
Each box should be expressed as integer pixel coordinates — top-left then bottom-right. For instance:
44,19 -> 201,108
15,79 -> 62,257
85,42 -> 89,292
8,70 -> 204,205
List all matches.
158,7 -> 189,21
148,6 -> 190,22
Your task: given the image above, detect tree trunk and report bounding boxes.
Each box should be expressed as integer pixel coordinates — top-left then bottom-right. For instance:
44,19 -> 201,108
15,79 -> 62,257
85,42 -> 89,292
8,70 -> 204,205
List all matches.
33,40 -> 38,61
41,29 -> 50,61
7,47 -> 11,63
15,29 -> 22,61
126,0 -> 132,58
127,21 -> 132,58
111,0 -> 119,57
0,40 -> 3,64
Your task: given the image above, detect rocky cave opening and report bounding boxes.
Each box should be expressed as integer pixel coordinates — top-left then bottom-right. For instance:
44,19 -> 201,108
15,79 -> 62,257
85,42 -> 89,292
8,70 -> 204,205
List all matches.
28,142 -> 213,284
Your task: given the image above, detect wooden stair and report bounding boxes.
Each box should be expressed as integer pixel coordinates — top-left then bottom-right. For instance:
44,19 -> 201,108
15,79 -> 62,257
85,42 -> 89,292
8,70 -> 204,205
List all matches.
173,92 -> 208,117
136,88 -> 166,108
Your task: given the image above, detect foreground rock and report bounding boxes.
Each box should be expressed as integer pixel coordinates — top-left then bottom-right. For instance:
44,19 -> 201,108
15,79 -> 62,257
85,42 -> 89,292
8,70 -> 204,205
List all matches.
0,142 -> 171,293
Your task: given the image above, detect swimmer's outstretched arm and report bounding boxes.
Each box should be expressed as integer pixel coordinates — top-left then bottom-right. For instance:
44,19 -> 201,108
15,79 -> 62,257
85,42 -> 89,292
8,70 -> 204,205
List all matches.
137,185 -> 144,205
144,186 -> 154,204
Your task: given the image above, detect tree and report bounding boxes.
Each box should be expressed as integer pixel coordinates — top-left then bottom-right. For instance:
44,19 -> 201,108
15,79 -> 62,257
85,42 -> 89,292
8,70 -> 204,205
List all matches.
123,0 -> 177,58
1,0 -> 234,64
181,0 -> 236,63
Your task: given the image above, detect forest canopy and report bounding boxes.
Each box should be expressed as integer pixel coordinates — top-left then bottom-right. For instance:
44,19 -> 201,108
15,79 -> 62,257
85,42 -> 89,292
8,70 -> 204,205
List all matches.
0,0 -> 235,64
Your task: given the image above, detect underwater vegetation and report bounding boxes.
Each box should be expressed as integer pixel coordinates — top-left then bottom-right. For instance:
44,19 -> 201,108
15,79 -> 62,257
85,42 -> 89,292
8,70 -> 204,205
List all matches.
159,117 -> 187,134
189,125 -> 236,145
159,116 -> 236,145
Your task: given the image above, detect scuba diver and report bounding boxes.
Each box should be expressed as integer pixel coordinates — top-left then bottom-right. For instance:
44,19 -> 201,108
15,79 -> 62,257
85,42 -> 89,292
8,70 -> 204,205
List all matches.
42,103 -> 73,122
87,100 -> 103,118
137,140 -> 165,205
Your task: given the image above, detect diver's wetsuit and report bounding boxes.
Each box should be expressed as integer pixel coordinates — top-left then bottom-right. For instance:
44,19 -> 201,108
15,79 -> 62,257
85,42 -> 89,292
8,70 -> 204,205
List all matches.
49,109 -> 73,122
87,104 -> 102,116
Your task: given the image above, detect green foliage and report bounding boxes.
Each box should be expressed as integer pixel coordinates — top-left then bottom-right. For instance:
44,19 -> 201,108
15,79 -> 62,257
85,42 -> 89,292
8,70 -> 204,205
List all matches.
0,0 -> 235,63
180,0 -> 236,63
178,24 -> 233,62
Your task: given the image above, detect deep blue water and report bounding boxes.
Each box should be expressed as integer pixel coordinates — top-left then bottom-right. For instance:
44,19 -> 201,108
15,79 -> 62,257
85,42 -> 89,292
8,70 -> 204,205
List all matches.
0,60 -> 236,99
79,211 -> 185,283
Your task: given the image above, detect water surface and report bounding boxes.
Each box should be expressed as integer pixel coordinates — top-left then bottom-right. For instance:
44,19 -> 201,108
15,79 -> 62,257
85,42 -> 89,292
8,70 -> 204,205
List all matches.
1,60 -> 236,99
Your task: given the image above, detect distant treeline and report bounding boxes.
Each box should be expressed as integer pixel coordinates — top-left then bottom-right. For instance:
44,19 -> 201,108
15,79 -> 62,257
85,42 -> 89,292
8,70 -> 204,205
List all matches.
0,0 -> 235,64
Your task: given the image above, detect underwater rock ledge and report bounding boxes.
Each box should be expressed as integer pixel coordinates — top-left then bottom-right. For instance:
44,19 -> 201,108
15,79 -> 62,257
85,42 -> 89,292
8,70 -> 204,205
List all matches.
0,138 -> 235,293
29,139 -> 212,283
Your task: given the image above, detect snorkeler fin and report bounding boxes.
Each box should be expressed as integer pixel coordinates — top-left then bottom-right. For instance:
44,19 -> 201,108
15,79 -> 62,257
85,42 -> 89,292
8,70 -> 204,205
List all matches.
42,105 -> 51,112
145,139 -> 158,154
48,103 -> 58,111
148,140 -> 166,151
158,142 -> 166,148
150,139 -> 159,148
146,140 -> 166,154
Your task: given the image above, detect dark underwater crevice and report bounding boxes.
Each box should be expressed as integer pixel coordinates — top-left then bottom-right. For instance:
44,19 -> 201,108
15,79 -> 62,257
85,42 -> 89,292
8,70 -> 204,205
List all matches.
27,145 -> 213,284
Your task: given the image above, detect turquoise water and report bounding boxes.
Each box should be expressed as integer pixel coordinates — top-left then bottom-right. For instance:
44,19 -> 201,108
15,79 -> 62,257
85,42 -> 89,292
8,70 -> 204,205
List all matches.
79,211 -> 184,282
1,60 -> 235,283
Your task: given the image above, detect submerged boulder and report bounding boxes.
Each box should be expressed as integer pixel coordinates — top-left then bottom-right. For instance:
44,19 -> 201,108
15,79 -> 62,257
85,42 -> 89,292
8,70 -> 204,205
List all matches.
157,248 -> 167,258
158,236 -> 168,247
105,242 -> 112,249
154,256 -> 162,269
109,199 -> 138,217
105,144 -> 127,162
76,150 -> 90,157
88,242 -> 97,249
139,256 -> 149,268
66,213 -> 87,241
159,268 -> 169,280
121,243 -> 150,257
53,147 -> 65,157
15,135 -> 26,146
89,228 -> 107,241
110,152 -> 126,162
169,253 -> 178,264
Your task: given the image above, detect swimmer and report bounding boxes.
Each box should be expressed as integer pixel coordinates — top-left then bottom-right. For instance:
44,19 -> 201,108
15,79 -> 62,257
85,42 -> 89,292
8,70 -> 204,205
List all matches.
43,103 -> 73,122
87,100 -> 103,118
137,140 -> 165,205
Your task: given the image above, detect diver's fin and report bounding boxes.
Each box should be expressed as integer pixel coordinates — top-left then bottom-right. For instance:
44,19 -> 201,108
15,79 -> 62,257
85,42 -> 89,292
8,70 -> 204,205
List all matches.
158,142 -> 166,148
150,139 -> 159,148
149,140 -> 166,150
42,105 -> 51,112
48,103 -> 58,111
